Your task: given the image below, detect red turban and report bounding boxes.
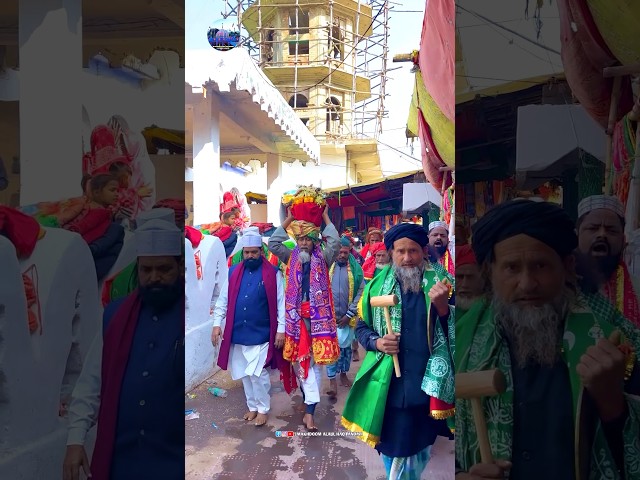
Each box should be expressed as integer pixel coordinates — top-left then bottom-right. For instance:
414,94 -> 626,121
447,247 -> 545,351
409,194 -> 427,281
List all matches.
363,242 -> 387,279
456,244 -> 477,267
154,198 -> 185,228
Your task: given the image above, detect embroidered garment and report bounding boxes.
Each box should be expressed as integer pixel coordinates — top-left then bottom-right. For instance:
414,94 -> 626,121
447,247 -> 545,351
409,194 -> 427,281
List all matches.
455,294 -> 640,478
341,263 -> 455,447
282,244 -> 340,378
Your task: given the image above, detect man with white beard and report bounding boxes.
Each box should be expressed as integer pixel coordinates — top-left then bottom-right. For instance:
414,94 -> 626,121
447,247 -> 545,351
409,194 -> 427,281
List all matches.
342,223 -> 455,480
455,199 -> 640,480
455,244 -> 484,317
268,206 -> 340,431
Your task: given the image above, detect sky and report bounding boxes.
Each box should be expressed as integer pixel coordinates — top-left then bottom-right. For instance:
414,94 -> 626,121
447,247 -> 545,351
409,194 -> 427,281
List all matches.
456,0 -> 561,96
185,0 -> 426,177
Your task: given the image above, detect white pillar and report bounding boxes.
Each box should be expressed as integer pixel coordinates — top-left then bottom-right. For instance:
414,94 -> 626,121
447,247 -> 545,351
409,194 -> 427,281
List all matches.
192,93 -> 220,226
266,153 -> 283,226
19,0 -> 82,204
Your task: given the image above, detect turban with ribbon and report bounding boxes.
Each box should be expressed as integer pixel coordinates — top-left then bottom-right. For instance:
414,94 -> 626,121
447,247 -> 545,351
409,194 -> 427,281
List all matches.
287,220 -> 321,242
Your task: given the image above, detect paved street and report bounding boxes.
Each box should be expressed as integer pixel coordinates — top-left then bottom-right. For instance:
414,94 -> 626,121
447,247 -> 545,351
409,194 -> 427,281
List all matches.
185,347 -> 455,480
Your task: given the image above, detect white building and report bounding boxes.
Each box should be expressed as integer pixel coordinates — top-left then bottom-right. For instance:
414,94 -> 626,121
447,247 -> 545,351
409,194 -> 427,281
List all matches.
0,2 -> 184,478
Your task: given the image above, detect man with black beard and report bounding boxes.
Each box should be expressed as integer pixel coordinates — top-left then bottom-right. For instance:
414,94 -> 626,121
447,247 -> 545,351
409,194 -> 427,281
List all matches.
342,223 -> 454,480
212,229 -> 285,426
63,219 -> 184,480
455,199 -> 640,480
428,220 -> 454,276
575,194 -> 640,326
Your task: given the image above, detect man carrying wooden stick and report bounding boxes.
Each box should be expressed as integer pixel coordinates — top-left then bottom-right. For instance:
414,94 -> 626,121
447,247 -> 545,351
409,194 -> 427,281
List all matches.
456,199 -> 640,479
341,223 -> 454,480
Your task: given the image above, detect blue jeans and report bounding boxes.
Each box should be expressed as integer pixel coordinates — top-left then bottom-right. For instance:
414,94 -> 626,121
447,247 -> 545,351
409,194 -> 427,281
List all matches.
326,346 -> 352,379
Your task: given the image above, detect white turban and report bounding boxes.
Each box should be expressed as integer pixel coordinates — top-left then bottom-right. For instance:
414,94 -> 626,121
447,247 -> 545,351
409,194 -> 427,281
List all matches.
428,220 -> 448,233
135,208 -> 175,229
241,228 -> 263,248
135,219 -> 182,257
577,195 -> 625,219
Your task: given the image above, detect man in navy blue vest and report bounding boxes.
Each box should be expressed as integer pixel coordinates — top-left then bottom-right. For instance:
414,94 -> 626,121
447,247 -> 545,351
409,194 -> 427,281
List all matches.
63,218 -> 184,480
212,229 -> 285,426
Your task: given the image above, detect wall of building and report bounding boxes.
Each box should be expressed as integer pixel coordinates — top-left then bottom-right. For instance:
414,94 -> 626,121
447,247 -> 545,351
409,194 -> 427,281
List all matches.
0,52 -> 184,205
82,51 -> 184,134
150,154 -> 185,201
0,48 -> 184,478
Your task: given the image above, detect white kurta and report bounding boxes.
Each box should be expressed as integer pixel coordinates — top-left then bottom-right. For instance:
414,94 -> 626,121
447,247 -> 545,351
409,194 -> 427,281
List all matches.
212,266 -> 285,413
67,332 -> 102,446
230,343 -> 269,380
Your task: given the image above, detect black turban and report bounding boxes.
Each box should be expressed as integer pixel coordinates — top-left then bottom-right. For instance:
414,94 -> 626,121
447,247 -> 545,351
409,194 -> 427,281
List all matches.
384,223 -> 428,250
471,200 -> 577,265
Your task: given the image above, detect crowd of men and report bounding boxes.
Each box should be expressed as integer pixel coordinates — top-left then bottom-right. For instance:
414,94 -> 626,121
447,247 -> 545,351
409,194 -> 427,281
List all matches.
455,194 -> 640,480
211,207 -> 456,479
62,187 -> 640,479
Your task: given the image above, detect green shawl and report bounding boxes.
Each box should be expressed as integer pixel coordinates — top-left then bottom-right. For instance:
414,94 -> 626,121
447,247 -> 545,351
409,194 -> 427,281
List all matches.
456,293 -> 640,479
105,262 -> 137,304
341,262 -> 455,447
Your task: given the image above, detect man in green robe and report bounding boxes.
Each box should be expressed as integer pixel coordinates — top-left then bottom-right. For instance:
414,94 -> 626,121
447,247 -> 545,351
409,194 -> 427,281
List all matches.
341,223 -> 455,480
456,199 -> 640,480
455,244 -> 484,318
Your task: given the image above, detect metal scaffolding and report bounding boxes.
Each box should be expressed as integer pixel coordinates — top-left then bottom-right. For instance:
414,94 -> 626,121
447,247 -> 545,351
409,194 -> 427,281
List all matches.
221,0 -> 390,142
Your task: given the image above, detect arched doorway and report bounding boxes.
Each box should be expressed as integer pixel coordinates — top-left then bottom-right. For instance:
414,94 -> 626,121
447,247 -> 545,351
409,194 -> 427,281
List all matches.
288,94 -> 309,126
325,96 -> 342,133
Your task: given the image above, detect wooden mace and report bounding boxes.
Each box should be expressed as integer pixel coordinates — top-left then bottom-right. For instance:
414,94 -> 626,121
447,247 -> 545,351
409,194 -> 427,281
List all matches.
455,369 -> 506,463
370,294 -> 401,377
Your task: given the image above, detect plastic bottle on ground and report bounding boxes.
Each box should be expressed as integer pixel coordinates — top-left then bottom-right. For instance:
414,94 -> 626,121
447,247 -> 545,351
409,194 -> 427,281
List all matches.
208,387 -> 228,398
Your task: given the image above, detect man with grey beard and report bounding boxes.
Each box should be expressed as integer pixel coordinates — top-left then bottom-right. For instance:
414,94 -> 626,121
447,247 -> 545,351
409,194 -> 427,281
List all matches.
268,206 -> 340,431
455,244 -> 484,317
455,199 -> 640,480
342,223 -> 455,480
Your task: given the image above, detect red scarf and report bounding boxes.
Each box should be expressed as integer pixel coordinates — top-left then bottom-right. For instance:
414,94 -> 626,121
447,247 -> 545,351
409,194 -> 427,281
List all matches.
603,263 -> 640,327
185,225 -> 203,247
91,291 -> 143,480
217,258 -> 297,394
362,242 -> 386,280
0,206 -> 41,257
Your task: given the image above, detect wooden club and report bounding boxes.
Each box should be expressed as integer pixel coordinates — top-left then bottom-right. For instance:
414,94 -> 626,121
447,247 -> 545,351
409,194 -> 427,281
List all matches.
455,369 -> 506,463
370,294 -> 401,377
